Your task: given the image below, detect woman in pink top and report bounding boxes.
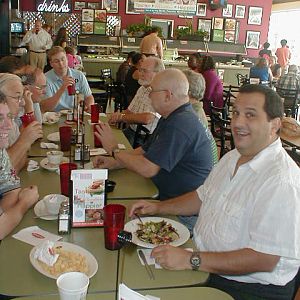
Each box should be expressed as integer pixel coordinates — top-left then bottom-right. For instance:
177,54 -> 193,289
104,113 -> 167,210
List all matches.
200,55 -> 223,114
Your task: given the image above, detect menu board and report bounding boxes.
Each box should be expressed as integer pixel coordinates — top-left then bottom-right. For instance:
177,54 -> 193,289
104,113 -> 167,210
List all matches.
71,169 -> 108,227
81,8 -> 107,35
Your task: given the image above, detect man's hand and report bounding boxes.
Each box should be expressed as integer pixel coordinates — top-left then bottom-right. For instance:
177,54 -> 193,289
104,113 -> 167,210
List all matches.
94,123 -> 118,155
18,185 -> 39,212
19,121 -> 43,146
108,112 -> 122,125
151,245 -> 192,270
93,155 -> 121,169
129,200 -> 159,218
62,76 -> 75,90
23,89 -> 34,113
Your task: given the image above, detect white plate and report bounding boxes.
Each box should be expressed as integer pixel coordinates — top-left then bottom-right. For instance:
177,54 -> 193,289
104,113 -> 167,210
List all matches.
47,132 -> 60,142
29,241 -> 98,279
40,157 -> 69,171
42,112 -> 60,125
124,217 -> 190,249
60,109 -> 69,115
34,195 -> 68,220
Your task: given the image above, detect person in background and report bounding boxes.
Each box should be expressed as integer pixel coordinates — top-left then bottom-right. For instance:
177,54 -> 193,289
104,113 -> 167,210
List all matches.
187,52 -> 202,73
124,53 -> 144,105
269,55 -> 282,81
250,57 -> 273,84
259,42 -> 272,62
129,84 -> 300,300
276,39 -> 291,73
0,56 -> 25,74
116,51 -> 137,85
0,92 -> 39,240
200,55 -> 223,114
140,26 -> 163,59
65,46 -> 80,70
109,57 -> 164,147
42,46 -> 94,112
182,69 -> 218,166
19,20 -> 52,70
53,27 -> 68,48
94,68 -> 213,232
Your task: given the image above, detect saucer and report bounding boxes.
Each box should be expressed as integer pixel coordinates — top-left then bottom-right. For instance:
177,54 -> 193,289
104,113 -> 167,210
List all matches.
34,195 -> 68,220
47,132 -> 60,142
40,157 -> 69,171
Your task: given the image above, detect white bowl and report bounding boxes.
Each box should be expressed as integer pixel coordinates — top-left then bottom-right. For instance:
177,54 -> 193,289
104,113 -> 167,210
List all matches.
47,151 -> 64,165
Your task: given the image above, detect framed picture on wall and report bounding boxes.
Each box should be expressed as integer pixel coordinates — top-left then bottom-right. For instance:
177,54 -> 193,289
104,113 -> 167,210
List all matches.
222,4 -> 233,18
198,19 -> 211,41
196,3 -> 207,17
126,0 -> 138,14
235,5 -> 246,19
102,0 -> 119,13
212,29 -> 224,42
87,2 -> 99,9
82,22 -> 94,34
212,17 -> 224,30
82,9 -> 94,22
95,10 -> 107,23
224,30 -> 235,43
224,19 -> 236,31
248,6 -> 263,25
74,1 -> 86,10
94,22 -> 106,35
245,30 -> 260,49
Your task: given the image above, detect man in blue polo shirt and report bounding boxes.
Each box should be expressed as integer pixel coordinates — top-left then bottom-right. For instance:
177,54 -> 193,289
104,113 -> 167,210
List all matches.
41,46 -> 94,112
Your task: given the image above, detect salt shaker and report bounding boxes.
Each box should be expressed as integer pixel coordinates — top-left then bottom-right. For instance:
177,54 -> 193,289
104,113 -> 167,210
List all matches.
83,144 -> 90,161
74,145 -> 81,161
58,201 -> 70,234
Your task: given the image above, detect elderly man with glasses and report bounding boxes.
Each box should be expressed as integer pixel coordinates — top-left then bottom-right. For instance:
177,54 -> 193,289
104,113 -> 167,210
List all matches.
109,56 -> 164,147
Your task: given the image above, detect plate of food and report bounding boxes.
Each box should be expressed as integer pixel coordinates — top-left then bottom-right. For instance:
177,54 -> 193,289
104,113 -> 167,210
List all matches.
124,217 -> 190,248
30,241 -> 98,279
42,112 -> 61,125
40,157 -> 69,171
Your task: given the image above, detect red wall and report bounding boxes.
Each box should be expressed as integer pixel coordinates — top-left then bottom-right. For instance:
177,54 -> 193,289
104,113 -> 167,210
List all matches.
20,0 -> 272,58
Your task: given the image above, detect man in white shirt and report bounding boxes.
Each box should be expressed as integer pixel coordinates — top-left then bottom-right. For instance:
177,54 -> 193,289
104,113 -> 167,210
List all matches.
20,20 -> 52,70
129,84 -> 300,300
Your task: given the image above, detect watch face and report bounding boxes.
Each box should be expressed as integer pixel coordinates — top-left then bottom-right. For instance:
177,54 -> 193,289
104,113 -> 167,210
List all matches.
190,253 -> 201,270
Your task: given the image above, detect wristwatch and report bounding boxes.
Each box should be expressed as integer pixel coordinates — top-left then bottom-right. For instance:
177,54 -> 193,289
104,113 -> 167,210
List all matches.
190,252 -> 201,271
112,147 -> 121,159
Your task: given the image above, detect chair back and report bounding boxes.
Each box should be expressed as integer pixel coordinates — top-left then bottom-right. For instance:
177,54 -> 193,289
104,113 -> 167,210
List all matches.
276,87 -> 299,119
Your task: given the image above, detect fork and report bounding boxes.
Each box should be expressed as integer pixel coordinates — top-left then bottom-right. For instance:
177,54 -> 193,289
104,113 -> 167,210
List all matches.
134,213 -> 143,224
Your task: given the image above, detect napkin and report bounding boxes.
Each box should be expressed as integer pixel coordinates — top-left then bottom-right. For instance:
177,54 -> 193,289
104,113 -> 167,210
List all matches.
12,226 -> 62,246
33,240 -> 59,266
118,283 -> 160,300
40,142 -> 58,149
90,144 -> 125,156
27,160 -> 39,172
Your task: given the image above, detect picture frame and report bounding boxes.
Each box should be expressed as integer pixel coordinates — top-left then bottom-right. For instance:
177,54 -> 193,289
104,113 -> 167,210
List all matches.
212,29 -> 224,42
212,17 -> 224,30
248,6 -> 263,25
74,1 -> 86,10
196,3 -> 207,17
82,9 -> 94,22
224,30 -> 235,43
222,4 -> 233,18
224,19 -> 236,31
197,19 -> 211,41
245,30 -> 260,49
87,2 -> 99,9
179,15 -> 193,19
94,22 -> 106,35
102,0 -> 119,13
95,9 -> 107,23
125,0 -> 138,14
82,21 -> 94,34
235,5 -> 246,19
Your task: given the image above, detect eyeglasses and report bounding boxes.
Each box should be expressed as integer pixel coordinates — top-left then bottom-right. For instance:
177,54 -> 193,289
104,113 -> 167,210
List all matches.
147,86 -> 168,95
0,112 -> 14,125
5,95 -> 24,103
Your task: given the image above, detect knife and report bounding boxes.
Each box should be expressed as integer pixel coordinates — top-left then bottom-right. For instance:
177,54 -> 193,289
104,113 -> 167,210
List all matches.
138,249 -> 155,280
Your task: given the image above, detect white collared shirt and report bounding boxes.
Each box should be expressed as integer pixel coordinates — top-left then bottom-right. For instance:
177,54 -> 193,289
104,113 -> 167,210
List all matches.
194,138 -> 300,285
20,29 -> 52,52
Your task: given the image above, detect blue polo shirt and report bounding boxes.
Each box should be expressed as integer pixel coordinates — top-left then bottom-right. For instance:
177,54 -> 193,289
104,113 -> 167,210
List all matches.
45,68 -> 92,111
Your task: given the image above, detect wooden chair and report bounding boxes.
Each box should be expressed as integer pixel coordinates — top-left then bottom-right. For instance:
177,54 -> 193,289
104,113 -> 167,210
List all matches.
210,102 -> 234,158
276,87 -> 299,120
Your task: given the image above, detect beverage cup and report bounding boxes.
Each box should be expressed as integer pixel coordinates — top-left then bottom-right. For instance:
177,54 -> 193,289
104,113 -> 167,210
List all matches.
93,124 -> 102,148
56,272 -> 89,300
47,150 -> 64,166
59,126 -> 72,152
90,104 -> 100,123
67,83 -> 76,96
43,194 -> 66,215
20,112 -> 36,127
59,163 -> 77,197
103,204 -> 126,250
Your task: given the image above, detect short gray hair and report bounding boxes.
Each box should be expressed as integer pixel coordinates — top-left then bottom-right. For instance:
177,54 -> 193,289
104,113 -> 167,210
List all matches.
146,57 -> 165,73
182,69 -> 206,101
0,73 -> 22,93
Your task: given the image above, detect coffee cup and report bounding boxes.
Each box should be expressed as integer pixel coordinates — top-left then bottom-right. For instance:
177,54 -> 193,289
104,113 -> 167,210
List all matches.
47,151 -> 64,166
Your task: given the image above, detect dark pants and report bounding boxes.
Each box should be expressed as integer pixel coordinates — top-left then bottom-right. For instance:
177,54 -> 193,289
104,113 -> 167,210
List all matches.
206,274 -> 295,300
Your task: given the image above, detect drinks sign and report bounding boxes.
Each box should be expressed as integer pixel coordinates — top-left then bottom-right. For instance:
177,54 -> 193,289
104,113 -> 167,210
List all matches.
36,0 -> 72,13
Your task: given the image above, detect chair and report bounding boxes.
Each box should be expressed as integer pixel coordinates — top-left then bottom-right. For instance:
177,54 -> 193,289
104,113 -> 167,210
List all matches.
236,73 -> 249,86
132,124 -> 150,148
100,68 -> 117,106
276,87 -> 299,120
281,140 -> 300,167
210,102 -> 234,158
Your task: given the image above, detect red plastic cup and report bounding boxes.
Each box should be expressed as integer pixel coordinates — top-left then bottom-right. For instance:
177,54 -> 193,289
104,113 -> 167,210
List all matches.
93,124 -> 102,148
59,126 -> 72,152
67,83 -> 76,96
20,112 -> 36,127
90,104 -> 100,123
59,163 -> 77,197
103,204 -> 126,250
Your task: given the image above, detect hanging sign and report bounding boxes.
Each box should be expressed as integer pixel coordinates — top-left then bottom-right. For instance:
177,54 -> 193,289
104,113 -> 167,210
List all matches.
36,0 -> 72,13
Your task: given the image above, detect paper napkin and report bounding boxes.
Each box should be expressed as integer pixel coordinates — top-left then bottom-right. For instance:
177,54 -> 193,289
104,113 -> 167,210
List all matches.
40,142 -> 59,149
27,160 -> 39,172
12,226 -> 62,246
119,283 -> 160,300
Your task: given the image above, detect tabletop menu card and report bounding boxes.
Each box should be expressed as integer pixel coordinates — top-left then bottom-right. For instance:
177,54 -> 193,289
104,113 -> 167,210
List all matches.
71,169 -> 108,227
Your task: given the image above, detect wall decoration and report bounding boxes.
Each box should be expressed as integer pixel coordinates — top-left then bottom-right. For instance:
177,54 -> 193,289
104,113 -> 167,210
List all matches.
222,4 -> 233,18
235,5 -> 245,19
245,30 -> 260,49
196,3 -> 207,17
94,22 -> 106,35
82,21 -> 94,34
102,0 -> 119,13
95,9 -> 107,23
74,1 -> 86,10
198,19 -> 211,41
212,29 -> 224,42
224,30 -> 235,43
248,6 -> 263,25
179,15 -> 193,18
177,25 -> 189,30
224,19 -> 236,31
126,0 -> 138,14
87,2 -> 100,9
82,9 -> 94,22
212,17 -> 224,30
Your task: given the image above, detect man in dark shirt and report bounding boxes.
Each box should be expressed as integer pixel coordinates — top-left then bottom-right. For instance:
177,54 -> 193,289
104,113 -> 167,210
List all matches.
116,51 -> 136,85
